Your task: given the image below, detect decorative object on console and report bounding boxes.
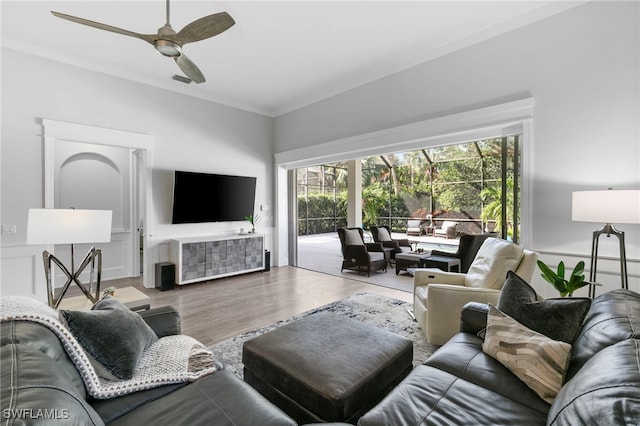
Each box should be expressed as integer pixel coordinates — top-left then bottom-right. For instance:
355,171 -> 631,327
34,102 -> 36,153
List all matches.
245,213 -> 259,233
26,208 -> 112,309
536,259 -> 592,297
572,189 -> 640,297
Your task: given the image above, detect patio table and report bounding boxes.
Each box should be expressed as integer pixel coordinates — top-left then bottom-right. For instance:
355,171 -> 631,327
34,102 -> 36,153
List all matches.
395,252 -> 461,275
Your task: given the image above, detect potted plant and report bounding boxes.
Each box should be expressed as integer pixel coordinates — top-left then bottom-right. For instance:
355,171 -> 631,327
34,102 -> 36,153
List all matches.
103,286 -> 117,297
537,260 -> 591,297
245,214 -> 259,233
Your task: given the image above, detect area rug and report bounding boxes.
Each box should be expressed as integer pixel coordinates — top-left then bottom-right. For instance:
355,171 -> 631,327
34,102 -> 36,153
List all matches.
209,292 -> 438,378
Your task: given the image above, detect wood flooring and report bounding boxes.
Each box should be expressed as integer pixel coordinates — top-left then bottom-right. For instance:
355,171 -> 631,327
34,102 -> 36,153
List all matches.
103,266 -> 412,346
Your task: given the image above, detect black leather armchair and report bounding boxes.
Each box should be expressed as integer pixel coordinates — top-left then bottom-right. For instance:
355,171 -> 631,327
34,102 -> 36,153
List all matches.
370,225 -> 412,260
337,227 -> 387,276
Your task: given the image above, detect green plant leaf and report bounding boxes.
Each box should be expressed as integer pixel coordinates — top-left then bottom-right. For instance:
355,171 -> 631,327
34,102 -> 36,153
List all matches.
553,278 -> 567,293
571,261 -> 585,279
537,260 -> 559,285
557,261 -> 565,281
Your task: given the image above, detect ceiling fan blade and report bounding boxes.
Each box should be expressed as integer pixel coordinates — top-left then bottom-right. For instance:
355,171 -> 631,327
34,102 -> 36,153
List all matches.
174,12 -> 235,45
174,54 -> 205,84
51,11 -> 156,44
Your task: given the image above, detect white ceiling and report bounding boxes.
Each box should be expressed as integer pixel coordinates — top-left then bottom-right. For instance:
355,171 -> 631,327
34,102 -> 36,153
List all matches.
2,1 -> 584,117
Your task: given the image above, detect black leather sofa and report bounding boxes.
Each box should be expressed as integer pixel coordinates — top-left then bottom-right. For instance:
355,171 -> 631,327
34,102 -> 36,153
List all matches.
0,305 -> 296,426
359,289 -> 640,425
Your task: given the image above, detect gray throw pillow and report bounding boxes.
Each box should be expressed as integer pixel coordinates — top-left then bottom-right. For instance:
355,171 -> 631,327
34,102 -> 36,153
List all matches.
497,271 -> 591,344
60,296 -> 158,380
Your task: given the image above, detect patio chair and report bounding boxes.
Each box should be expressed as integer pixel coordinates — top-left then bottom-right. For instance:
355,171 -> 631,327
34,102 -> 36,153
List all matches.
430,232 -> 497,273
370,225 -> 412,260
406,219 -> 423,236
433,221 -> 458,238
337,227 -> 387,276
413,237 -> 538,345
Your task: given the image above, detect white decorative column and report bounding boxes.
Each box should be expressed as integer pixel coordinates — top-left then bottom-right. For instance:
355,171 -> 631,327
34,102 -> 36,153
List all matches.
347,159 -> 362,228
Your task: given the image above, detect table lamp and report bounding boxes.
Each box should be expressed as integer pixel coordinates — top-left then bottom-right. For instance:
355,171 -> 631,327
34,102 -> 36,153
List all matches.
27,208 -> 112,308
572,189 -> 640,298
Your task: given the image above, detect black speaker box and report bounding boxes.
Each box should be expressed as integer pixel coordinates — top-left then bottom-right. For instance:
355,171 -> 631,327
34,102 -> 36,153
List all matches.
155,262 -> 175,291
264,250 -> 271,271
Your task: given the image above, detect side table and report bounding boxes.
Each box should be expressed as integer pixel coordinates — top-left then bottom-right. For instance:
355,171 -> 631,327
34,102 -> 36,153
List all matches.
395,253 -> 462,275
57,286 -> 151,311
422,255 -> 461,273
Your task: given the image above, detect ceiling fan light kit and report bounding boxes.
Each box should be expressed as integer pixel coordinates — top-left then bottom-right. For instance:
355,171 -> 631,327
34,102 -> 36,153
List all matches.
51,0 -> 234,84
155,40 -> 182,57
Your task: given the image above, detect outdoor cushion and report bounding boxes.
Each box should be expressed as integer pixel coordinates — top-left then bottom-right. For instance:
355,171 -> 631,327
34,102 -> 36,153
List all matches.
343,228 -> 363,246
441,221 -> 458,230
465,238 -> 523,289
369,252 -> 385,262
376,227 -> 392,241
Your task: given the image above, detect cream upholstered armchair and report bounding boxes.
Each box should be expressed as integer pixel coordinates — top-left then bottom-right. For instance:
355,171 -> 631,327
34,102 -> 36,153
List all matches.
413,237 -> 538,345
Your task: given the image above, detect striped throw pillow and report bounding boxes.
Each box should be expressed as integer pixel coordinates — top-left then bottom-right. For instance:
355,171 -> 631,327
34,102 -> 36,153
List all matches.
482,304 -> 572,404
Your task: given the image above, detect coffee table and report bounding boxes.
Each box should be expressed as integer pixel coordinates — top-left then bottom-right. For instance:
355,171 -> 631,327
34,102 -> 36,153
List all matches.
58,286 -> 151,311
395,251 -> 432,274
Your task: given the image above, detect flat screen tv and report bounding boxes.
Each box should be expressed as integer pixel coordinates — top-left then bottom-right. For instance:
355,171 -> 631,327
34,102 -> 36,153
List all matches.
171,170 -> 257,224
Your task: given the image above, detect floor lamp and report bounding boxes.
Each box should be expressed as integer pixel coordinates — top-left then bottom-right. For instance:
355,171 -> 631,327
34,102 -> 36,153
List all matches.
572,190 -> 640,298
27,208 -> 112,308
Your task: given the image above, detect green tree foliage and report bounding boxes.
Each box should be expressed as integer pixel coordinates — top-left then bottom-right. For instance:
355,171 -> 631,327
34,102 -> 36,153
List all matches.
362,183 -> 388,227
480,178 -> 516,238
433,159 -> 482,214
297,137 -> 519,235
298,192 -> 347,234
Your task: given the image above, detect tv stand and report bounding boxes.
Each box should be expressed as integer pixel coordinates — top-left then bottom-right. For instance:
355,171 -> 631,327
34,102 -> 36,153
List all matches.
170,234 -> 264,285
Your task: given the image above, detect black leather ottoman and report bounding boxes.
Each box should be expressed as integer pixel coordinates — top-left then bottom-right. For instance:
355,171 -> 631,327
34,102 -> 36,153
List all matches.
242,312 -> 413,424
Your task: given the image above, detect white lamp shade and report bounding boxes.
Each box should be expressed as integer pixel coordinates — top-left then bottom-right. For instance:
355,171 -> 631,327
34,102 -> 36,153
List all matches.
572,190 -> 640,224
27,209 -> 112,245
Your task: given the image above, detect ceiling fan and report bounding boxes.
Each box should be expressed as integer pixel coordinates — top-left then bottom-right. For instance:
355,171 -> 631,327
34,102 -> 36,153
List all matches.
51,0 -> 235,84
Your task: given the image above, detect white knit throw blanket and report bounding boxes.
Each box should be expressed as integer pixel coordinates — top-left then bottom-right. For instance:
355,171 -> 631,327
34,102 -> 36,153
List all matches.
1,296 -> 219,399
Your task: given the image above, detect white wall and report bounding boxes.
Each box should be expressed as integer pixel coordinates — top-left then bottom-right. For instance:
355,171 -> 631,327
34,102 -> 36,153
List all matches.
1,48 -> 274,299
274,1 -> 640,297
2,1 -> 638,301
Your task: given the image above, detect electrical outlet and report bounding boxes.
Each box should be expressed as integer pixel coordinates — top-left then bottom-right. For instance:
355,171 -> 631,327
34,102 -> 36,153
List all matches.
1,225 -> 17,234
